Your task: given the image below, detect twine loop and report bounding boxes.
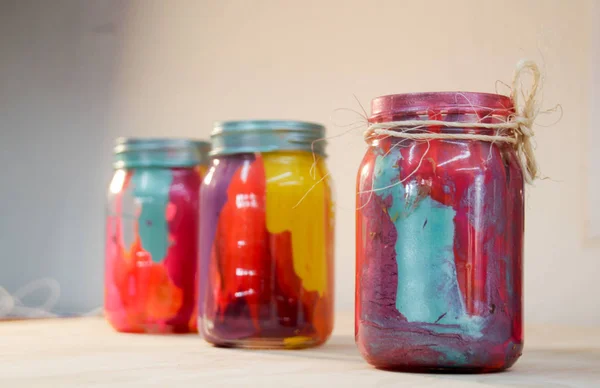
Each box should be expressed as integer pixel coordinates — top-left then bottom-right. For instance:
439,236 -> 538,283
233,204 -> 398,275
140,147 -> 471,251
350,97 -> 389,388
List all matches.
365,60 -> 543,184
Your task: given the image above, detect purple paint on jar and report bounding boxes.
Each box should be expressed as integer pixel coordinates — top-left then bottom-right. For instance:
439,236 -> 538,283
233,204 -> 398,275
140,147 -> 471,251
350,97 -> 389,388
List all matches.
164,168 -> 202,330
198,154 -> 255,321
358,182 -> 406,327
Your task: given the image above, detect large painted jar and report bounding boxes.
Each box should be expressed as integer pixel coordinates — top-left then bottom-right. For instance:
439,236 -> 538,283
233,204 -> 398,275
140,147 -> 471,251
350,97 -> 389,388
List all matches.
199,120 -> 335,349
105,138 -> 207,333
356,93 -> 523,372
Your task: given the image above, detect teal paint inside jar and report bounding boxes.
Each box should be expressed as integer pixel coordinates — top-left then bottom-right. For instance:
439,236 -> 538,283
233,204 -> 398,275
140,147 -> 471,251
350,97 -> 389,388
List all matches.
112,137 -> 207,263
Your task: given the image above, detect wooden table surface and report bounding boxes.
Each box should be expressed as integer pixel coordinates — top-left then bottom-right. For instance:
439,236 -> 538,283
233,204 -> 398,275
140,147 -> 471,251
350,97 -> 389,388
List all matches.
1,314 -> 599,387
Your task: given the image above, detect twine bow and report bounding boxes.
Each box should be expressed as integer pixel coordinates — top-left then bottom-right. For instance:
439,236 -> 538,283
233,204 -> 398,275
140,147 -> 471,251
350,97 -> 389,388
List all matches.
365,60 -> 543,184
510,60 -> 541,184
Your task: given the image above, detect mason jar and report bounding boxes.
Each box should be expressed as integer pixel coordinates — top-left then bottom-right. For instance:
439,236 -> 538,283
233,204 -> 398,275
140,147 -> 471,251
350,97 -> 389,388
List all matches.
199,120 -> 335,348
105,138 -> 206,333
356,93 -> 523,372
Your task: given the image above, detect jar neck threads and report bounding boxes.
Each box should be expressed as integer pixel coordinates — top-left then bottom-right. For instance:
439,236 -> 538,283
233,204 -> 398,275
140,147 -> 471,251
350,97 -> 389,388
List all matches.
113,138 -> 204,169
210,120 -> 327,157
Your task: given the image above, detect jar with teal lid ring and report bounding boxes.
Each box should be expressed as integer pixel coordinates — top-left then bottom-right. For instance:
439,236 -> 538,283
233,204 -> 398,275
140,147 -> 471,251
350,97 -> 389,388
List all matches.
199,120 -> 335,349
106,137 -> 203,333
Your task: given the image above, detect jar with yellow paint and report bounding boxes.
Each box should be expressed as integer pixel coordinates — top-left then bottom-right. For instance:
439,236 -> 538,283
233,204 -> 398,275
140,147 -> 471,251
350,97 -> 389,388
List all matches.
198,120 -> 334,348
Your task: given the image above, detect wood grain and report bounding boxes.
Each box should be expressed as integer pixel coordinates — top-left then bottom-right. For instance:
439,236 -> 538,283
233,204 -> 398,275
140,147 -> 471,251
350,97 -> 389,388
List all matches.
1,314 -> 599,387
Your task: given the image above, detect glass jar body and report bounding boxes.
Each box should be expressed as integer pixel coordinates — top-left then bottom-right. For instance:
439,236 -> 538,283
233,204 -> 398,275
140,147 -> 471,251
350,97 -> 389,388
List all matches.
199,151 -> 335,348
105,166 -> 202,333
356,98 -> 524,372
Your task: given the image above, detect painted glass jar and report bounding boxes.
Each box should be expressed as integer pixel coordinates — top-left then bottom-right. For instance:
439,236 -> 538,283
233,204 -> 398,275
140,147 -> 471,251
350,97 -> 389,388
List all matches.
105,138 -> 207,333
356,93 -> 523,372
199,120 -> 334,348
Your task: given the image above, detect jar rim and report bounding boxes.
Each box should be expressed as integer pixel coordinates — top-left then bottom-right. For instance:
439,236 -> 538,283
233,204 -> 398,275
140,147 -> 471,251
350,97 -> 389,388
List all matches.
370,92 -> 514,122
212,120 -> 324,134
113,137 -> 207,168
210,120 -> 327,157
114,137 -> 205,152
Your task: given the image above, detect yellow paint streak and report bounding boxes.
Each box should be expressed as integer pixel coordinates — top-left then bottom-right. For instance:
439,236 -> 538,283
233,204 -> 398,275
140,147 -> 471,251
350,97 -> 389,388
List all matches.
283,336 -> 313,349
263,151 -> 330,295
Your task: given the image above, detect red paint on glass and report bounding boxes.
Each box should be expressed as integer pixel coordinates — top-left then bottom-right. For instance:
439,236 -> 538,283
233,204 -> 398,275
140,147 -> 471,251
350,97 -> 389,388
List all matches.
105,168 -> 202,333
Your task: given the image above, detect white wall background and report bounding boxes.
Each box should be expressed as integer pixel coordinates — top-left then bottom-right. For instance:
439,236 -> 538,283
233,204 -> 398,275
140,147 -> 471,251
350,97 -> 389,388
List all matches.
1,0 -> 598,325
0,0 -> 125,314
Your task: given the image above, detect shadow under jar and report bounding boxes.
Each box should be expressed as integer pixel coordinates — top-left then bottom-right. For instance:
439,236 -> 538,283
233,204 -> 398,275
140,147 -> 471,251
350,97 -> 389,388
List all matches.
355,93 -> 524,372
105,138 -> 207,333
199,120 -> 335,349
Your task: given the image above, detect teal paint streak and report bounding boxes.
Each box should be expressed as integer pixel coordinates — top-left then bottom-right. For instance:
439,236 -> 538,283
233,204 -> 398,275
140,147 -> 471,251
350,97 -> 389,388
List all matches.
431,345 -> 469,365
373,150 -> 483,337
130,168 -> 173,263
